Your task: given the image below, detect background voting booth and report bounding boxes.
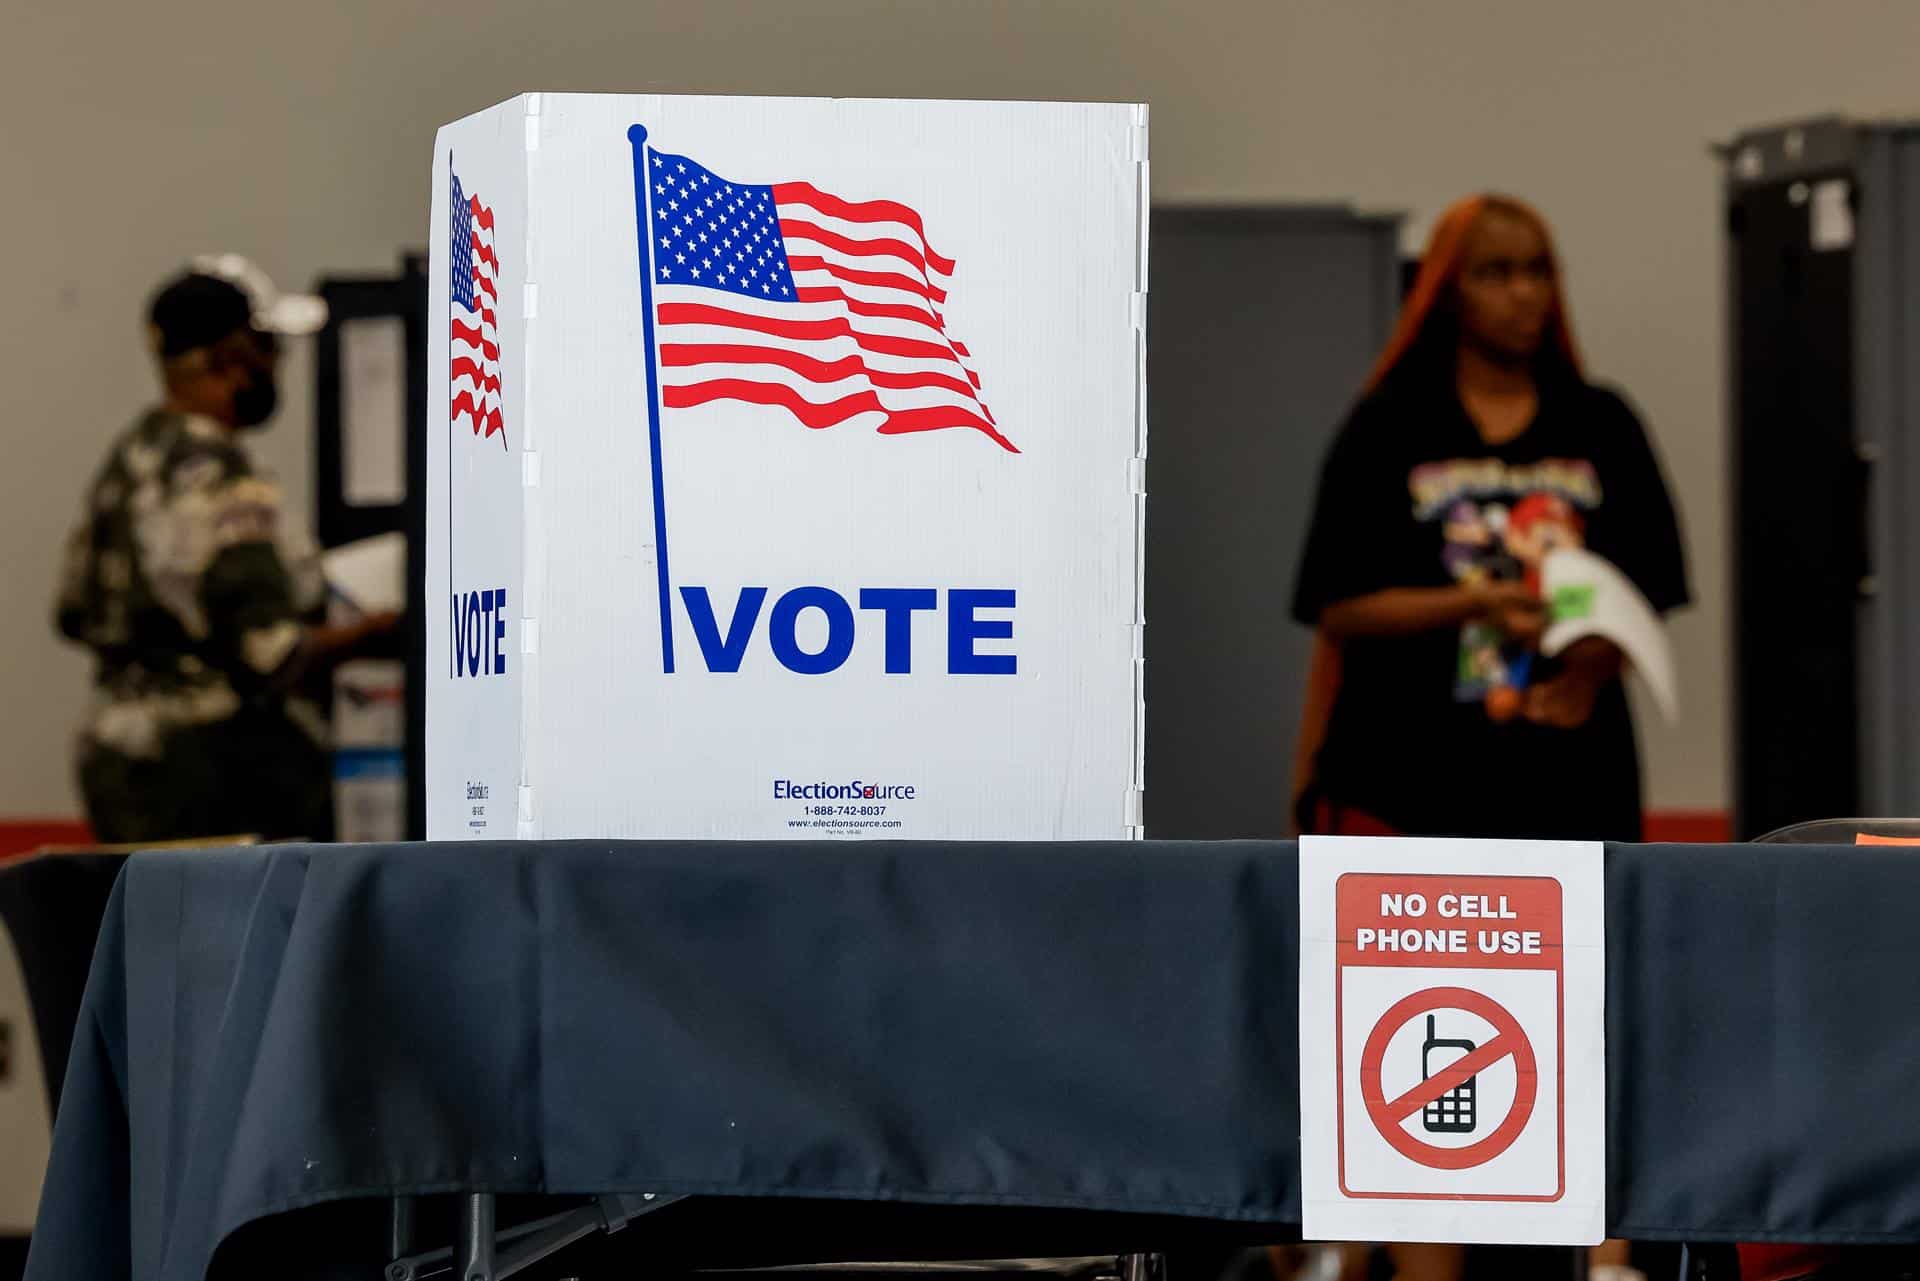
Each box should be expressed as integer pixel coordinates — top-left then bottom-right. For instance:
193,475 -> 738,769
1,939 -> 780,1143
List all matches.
1725,118 -> 1920,838
312,258 -> 430,844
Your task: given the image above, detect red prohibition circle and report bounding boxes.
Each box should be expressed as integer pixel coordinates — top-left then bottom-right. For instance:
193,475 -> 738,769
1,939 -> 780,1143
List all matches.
1358,985 -> 1538,1170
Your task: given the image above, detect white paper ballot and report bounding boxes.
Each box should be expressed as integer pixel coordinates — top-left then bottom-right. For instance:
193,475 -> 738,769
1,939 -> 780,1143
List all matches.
1540,546 -> 1677,723
322,531 -> 406,616
341,317 -> 407,506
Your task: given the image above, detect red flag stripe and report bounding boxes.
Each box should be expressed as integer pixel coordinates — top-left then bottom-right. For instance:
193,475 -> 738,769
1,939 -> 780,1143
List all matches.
785,256 -> 948,305
449,357 -> 503,388
452,381 -> 504,404
663,379 -> 884,429
876,405 -> 1016,451
468,199 -> 494,231
771,182 -> 956,274
792,284 -> 942,332
663,378 -> 1013,452
663,300 -> 984,393
659,342 -> 981,402
659,303 -> 961,364
778,218 -> 933,279
662,317 -> 984,398
786,285 -> 986,394
450,393 -> 505,435
450,323 -> 499,357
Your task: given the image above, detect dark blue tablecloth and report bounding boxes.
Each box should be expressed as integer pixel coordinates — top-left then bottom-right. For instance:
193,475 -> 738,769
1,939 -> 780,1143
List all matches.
23,841 -> 1920,1281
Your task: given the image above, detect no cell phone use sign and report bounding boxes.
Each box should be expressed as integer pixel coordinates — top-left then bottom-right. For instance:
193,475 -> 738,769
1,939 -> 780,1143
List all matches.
1299,837 -> 1605,1246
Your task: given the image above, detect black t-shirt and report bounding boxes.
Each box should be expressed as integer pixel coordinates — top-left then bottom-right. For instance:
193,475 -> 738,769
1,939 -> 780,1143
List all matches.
1291,372 -> 1689,841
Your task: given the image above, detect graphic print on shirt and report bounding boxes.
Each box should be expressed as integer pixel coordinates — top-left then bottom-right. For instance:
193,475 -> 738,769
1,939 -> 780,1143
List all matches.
1408,458 -> 1601,721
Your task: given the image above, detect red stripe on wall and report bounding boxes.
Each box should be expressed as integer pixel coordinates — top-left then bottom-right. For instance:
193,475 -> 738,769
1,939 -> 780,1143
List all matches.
1642,810 -> 1733,843
0,820 -> 95,862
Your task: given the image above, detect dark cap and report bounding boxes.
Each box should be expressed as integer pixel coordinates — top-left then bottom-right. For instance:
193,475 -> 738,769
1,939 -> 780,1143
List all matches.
147,272 -> 259,359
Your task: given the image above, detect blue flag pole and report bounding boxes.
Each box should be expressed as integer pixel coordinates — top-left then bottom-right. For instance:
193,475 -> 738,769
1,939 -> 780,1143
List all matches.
627,124 -> 676,674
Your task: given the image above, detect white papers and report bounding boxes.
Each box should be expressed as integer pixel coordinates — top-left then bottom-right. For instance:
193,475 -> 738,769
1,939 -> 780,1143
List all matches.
1540,547 -> 1678,723
322,531 -> 406,616
341,317 -> 408,507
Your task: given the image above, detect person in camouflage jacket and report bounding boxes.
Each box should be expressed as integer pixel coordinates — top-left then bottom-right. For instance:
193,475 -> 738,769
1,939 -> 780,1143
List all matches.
55,270 -> 392,843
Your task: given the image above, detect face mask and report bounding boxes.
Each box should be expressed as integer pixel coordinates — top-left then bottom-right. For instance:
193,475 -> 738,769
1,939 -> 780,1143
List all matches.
231,372 -> 279,428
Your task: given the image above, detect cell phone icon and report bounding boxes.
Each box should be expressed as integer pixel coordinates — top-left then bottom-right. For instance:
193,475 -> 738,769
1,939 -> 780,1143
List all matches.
1421,1014 -> 1476,1134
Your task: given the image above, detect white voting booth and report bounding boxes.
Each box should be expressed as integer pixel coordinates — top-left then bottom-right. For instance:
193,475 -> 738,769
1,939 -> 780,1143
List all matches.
427,94 -> 1148,840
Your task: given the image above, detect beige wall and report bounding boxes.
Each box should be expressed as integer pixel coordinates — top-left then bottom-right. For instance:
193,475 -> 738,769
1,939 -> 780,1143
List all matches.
7,0 -> 1919,818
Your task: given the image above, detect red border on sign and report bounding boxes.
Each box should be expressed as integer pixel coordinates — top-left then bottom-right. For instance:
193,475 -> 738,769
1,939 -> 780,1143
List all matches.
1334,873 -> 1566,1203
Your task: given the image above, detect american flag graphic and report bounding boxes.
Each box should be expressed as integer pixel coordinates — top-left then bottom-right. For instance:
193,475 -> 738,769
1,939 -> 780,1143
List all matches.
642,146 -> 1013,452
450,172 -> 506,445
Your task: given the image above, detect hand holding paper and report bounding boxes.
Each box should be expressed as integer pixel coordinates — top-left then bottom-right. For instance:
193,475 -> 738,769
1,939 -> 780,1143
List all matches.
1539,547 -> 1678,723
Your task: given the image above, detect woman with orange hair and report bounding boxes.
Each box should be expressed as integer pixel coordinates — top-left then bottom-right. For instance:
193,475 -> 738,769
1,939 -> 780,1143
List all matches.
1291,194 -> 1688,843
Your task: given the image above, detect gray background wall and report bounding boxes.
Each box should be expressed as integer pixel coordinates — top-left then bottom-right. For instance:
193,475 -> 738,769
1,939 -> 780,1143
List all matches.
8,0 -> 1920,818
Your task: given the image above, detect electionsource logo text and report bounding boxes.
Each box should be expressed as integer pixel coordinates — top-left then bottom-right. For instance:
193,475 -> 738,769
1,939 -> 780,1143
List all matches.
774,780 -> 917,801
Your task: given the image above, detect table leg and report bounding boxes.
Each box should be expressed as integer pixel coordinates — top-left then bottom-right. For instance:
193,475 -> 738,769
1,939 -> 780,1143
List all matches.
458,1193 -> 495,1281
